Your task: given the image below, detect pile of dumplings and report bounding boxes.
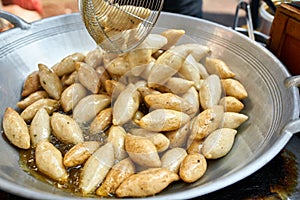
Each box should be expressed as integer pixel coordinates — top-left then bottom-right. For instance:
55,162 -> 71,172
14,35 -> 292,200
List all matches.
2,29 -> 249,198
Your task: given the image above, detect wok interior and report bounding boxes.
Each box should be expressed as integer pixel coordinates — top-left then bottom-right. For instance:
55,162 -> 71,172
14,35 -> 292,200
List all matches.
0,12 -> 298,199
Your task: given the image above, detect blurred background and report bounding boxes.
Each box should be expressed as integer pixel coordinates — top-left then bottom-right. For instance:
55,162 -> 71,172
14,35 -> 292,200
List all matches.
0,0 -> 246,31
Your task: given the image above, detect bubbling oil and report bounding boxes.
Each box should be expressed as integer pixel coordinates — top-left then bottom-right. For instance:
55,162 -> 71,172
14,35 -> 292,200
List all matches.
19,123 -> 107,196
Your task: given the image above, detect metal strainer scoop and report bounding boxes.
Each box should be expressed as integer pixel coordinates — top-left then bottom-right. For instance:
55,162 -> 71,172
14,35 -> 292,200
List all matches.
79,0 -> 164,53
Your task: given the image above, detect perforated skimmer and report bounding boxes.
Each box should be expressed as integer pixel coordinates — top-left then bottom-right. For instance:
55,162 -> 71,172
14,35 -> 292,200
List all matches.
79,0 -> 164,53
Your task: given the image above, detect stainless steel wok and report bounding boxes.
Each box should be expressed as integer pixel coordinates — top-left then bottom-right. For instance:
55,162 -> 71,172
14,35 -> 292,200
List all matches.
0,10 -> 300,200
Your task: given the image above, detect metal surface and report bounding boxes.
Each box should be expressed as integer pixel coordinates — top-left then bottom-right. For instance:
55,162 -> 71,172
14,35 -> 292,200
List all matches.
233,1 -> 270,46
79,0 -> 164,53
233,1 -> 255,40
0,11 -> 300,200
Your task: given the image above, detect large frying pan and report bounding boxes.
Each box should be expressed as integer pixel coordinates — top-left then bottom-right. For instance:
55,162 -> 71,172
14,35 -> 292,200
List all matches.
0,10 -> 300,200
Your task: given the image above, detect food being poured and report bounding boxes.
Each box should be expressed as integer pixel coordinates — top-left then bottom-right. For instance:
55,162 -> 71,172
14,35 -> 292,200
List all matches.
1,29 -> 249,197
80,0 -> 164,53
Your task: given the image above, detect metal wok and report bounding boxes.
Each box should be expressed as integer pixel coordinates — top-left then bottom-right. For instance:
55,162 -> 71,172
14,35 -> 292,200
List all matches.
0,11 -> 300,200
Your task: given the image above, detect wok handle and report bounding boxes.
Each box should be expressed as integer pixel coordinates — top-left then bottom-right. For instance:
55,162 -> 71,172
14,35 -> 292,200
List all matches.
282,119 -> 300,136
284,75 -> 300,88
283,75 -> 300,135
232,1 -> 255,41
0,10 -> 31,30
